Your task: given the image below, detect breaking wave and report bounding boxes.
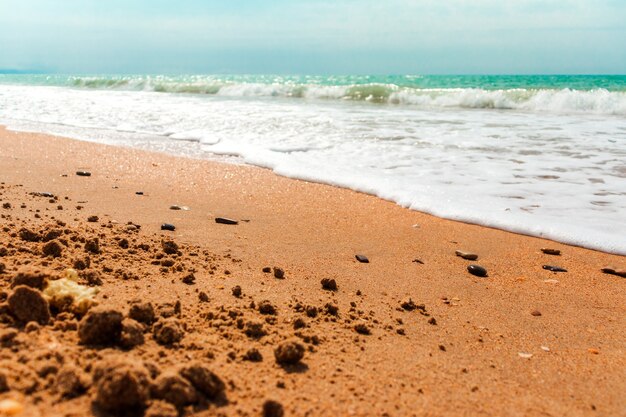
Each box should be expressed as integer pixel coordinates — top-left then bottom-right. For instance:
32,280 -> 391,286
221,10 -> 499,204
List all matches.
66,76 -> 626,115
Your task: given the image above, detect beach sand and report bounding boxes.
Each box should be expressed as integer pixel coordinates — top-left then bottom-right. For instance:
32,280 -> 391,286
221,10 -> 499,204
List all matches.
0,126 -> 624,416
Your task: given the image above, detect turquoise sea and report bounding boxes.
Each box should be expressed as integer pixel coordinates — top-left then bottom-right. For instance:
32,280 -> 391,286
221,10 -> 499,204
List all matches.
1,74 -> 625,104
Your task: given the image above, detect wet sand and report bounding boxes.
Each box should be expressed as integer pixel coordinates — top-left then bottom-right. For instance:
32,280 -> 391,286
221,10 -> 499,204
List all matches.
0,126 -> 625,417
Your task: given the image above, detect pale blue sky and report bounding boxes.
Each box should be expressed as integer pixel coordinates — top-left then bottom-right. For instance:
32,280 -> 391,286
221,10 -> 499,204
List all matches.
0,0 -> 624,74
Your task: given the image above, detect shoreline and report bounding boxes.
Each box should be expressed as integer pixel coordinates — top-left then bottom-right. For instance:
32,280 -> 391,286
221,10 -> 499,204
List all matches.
0,126 -> 624,416
3,123 -> 624,257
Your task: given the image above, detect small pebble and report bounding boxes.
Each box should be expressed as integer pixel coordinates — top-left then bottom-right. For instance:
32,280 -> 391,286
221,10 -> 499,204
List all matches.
321,278 -> 338,291
0,399 -> 24,416
181,274 -> 195,285
273,267 -> 285,279
518,352 -> 533,359
355,254 -> 369,263
242,348 -> 263,362
588,348 -> 600,355
412,258 -> 424,265
232,285 -> 242,297
135,191 -> 144,195
400,298 -> 417,311
354,323 -> 371,335
467,264 -> 488,277
541,248 -> 561,255
215,217 -> 238,225
543,265 -> 567,272
541,346 -> 551,352
531,310 -> 542,316
274,341 -> 305,365
263,400 -> 284,417
161,223 -> 176,231
76,171 -> 91,177
601,267 -> 626,278
455,250 -> 478,260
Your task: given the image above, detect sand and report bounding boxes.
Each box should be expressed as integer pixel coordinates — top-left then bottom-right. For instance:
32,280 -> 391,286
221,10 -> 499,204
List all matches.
0,126 -> 624,417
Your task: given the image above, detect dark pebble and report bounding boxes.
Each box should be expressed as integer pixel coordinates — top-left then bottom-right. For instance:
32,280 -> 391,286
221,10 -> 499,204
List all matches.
161,224 -> 176,231
467,264 -> 488,277
232,285 -> 242,297
181,274 -> 195,285
263,400 -> 284,417
412,258 -> 424,265
215,217 -> 238,225
262,267 -> 271,273
321,278 -> 337,291
273,267 -> 285,279
355,254 -> 369,263
76,171 -> 91,177
242,348 -> 263,362
400,298 -> 417,311
601,267 -> 626,278
543,265 -> 567,272
531,310 -> 542,316
258,300 -> 277,315
354,323 -> 371,335
274,341 -> 305,365
135,191 -> 144,195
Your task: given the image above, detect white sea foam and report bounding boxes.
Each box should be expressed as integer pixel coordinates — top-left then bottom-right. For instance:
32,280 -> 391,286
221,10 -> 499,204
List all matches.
0,84 -> 625,254
45,75 -> 626,115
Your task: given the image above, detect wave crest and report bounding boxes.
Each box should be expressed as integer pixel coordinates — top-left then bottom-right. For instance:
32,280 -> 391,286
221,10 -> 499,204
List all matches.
68,77 -> 626,115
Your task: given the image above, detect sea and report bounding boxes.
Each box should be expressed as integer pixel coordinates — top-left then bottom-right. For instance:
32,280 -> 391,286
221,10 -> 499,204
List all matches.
0,74 -> 624,255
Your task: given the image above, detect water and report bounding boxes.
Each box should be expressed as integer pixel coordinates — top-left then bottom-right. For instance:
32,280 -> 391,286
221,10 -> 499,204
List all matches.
0,74 -> 625,255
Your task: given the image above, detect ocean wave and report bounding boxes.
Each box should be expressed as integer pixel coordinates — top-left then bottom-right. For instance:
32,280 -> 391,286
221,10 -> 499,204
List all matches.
67,77 -> 626,115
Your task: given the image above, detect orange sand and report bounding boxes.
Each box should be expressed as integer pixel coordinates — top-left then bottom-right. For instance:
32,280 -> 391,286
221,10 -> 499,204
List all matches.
0,127 -> 625,416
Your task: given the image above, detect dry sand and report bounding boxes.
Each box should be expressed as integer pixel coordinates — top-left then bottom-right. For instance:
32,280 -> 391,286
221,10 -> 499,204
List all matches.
0,126 -> 624,417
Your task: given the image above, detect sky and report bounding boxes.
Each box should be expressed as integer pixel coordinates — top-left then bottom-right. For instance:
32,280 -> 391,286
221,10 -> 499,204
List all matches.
0,0 -> 624,74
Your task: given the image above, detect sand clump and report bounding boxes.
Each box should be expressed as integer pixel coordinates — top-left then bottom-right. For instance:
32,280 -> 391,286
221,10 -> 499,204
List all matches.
7,286 -> 50,325
78,308 -> 123,345
151,372 -> 198,407
145,400 -> 179,417
274,340 -> 305,365
179,363 -> 225,399
93,360 -> 151,413
10,268 -> 49,290
153,318 -> 184,345
120,318 -> 145,348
